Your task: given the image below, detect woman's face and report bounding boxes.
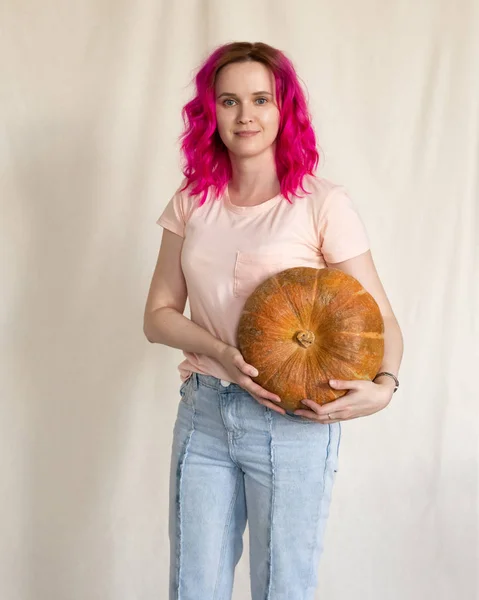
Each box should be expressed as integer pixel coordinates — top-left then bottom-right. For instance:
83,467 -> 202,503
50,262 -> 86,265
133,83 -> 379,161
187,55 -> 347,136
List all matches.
214,61 -> 280,159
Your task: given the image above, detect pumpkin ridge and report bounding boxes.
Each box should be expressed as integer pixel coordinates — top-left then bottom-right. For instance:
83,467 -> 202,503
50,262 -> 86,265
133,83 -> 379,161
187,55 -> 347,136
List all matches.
239,308 -> 285,329
307,270 -> 320,331
321,344 -> 365,367
310,270 -> 352,325
326,287 -> 363,315
274,273 -> 307,330
248,344 -> 299,378
259,347 -> 303,391
307,349 -> 330,395
336,331 -> 383,339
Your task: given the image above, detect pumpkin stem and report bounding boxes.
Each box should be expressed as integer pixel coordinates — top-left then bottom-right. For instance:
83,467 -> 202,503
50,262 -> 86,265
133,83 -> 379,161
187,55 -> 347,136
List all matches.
295,330 -> 315,348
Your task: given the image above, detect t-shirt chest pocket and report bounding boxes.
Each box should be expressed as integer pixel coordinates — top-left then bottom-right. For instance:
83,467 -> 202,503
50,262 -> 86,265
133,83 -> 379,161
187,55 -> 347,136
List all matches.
233,251 -> 289,298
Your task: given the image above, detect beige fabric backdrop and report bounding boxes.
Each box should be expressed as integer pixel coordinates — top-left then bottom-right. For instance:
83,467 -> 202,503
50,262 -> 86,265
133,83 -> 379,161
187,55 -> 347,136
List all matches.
2,1 -> 478,598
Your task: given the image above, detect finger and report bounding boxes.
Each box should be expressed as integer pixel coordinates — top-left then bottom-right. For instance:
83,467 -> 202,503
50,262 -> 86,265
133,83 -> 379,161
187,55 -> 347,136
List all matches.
329,379 -> 364,391
299,399 -> 322,414
246,365 -> 259,377
300,398 -> 348,416
234,353 -> 259,378
247,381 -> 282,403
261,400 -> 286,415
314,397 -> 353,416
251,393 -> 285,414
238,378 -> 281,403
295,409 -> 343,423
292,409 -> 319,422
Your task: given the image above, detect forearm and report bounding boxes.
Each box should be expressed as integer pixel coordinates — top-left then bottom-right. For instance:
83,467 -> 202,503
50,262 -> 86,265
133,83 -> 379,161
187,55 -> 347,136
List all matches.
374,315 -> 404,388
144,307 -> 228,360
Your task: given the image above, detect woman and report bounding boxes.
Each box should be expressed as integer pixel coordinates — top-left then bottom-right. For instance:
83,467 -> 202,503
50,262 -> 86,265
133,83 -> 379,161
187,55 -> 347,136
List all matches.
144,41 -> 403,600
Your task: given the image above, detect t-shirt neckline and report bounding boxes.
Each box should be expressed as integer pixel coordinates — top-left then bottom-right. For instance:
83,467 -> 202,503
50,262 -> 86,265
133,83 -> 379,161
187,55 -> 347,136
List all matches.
223,184 -> 284,214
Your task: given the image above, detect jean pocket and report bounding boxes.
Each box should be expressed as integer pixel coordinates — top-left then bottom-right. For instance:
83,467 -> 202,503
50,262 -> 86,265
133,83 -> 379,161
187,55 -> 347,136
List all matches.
179,376 -> 194,407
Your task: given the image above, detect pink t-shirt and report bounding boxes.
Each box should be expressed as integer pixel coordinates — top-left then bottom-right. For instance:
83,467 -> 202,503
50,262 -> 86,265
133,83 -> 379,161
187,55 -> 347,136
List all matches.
157,174 -> 370,383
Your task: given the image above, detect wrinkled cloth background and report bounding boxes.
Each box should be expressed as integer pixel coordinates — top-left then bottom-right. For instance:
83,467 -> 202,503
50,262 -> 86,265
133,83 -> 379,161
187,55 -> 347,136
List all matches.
1,1 -> 477,598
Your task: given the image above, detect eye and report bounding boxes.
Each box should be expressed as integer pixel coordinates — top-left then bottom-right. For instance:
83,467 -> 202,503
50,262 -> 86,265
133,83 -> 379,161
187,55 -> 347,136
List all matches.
221,97 -> 269,107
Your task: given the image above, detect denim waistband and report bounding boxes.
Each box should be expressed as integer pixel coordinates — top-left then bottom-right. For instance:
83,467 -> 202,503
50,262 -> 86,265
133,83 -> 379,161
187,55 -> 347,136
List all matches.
189,372 -> 244,392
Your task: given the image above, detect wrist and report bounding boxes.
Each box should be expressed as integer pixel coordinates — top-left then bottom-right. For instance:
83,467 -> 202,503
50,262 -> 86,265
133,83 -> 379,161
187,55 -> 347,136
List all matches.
374,375 -> 396,391
373,371 -> 399,394
211,339 -> 229,361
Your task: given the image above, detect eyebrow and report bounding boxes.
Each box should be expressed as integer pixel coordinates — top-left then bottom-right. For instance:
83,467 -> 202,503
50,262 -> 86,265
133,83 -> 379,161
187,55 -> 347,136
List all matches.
217,91 -> 273,99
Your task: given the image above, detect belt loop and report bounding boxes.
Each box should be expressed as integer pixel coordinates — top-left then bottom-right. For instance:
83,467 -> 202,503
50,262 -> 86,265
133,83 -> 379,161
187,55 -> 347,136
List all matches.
192,372 -> 199,390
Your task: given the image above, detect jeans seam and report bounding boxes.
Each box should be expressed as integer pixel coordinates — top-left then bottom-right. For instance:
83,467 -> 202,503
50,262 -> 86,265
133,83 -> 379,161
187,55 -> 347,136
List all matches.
305,423 -> 332,591
212,469 -> 242,600
174,404 -> 197,599
265,411 -> 276,600
334,422 -> 341,472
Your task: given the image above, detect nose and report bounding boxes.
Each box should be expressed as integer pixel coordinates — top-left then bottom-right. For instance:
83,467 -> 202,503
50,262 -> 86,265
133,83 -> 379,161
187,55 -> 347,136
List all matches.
237,105 -> 254,124
237,115 -> 253,124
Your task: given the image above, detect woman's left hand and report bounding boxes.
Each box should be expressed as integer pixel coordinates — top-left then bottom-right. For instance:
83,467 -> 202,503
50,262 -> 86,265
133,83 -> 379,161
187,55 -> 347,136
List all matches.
294,379 -> 395,423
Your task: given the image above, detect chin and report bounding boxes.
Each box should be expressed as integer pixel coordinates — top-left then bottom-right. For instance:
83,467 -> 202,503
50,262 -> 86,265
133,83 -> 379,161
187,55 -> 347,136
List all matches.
230,148 -> 268,159
228,141 -> 272,157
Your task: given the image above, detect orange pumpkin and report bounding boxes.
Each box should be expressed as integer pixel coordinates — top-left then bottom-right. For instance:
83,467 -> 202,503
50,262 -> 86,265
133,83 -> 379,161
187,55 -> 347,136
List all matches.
236,267 -> 384,411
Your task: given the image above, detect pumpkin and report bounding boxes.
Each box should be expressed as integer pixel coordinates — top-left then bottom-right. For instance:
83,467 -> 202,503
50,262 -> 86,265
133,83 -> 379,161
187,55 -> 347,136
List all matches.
236,267 -> 384,411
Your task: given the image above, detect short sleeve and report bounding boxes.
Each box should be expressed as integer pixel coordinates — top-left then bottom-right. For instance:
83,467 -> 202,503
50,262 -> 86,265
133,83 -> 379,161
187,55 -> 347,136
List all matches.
156,180 -> 190,238
318,187 -> 370,263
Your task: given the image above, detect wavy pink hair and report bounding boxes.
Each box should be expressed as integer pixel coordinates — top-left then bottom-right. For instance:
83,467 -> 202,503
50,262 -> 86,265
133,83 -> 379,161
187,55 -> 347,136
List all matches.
178,42 -> 321,206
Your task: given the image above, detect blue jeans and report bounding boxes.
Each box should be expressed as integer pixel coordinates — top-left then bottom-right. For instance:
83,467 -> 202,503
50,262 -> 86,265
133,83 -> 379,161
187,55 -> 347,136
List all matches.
169,372 -> 341,600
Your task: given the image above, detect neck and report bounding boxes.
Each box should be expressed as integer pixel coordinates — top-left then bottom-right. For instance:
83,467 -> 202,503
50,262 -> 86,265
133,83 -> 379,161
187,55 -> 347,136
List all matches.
228,147 -> 280,199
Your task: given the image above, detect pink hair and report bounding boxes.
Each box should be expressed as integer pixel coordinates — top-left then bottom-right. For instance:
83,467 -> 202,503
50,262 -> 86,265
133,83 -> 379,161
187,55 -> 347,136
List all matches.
178,41 -> 321,206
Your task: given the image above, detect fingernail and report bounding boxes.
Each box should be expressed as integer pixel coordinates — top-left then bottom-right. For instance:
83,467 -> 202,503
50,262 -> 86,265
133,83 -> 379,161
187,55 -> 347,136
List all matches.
251,368 -> 259,376
329,380 -> 336,385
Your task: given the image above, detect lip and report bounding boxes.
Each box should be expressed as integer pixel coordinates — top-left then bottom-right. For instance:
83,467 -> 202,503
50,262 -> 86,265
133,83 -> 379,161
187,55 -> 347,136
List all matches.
235,131 -> 260,137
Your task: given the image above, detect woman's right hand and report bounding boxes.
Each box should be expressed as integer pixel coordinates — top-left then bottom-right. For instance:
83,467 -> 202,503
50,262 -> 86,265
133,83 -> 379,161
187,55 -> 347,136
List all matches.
215,345 -> 286,415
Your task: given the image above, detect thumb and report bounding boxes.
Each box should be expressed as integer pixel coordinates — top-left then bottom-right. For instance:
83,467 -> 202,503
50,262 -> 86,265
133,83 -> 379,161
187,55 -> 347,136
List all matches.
241,362 -> 258,377
232,350 -> 258,377
329,379 -> 358,390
